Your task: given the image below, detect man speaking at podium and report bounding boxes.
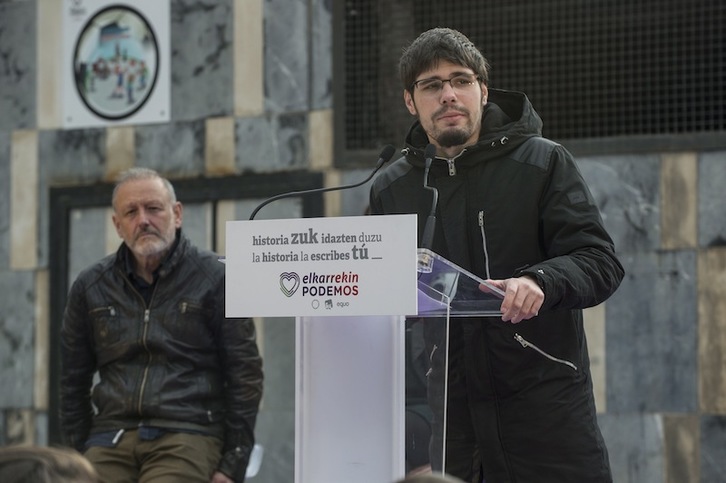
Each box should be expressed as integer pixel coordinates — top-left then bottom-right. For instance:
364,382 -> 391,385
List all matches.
369,28 -> 624,483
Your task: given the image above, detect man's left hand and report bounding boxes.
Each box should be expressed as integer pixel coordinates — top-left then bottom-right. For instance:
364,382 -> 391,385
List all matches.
480,276 -> 544,324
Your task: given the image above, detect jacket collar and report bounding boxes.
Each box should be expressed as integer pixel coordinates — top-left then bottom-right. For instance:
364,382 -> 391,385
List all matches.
403,88 -> 543,168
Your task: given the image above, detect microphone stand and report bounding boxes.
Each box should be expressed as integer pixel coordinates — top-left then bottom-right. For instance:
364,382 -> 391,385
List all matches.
249,145 -> 396,221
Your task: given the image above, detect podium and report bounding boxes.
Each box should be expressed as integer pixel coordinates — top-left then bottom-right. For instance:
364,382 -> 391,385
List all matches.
225,217 -> 503,482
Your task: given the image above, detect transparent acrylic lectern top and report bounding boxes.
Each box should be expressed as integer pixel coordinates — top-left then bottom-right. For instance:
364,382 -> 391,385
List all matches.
416,248 -> 505,317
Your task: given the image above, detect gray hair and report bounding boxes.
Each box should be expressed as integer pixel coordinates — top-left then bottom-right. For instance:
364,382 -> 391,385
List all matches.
112,167 -> 177,208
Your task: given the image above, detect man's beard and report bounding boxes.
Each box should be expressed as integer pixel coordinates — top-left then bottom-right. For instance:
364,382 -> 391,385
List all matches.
131,230 -> 173,257
437,128 -> 471,148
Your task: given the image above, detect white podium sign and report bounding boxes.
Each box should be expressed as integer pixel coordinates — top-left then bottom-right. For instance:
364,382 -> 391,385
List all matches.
225,214 -> 418,318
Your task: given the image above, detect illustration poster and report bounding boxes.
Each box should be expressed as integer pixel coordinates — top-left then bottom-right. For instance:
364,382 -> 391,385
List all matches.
62,0 -> 170,128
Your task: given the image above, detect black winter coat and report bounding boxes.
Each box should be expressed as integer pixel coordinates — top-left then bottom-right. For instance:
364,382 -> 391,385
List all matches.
60,231 -> 263,481
370,89 -> 624,482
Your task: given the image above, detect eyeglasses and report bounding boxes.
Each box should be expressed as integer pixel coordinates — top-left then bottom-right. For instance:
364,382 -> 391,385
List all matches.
411,73 -> 481,96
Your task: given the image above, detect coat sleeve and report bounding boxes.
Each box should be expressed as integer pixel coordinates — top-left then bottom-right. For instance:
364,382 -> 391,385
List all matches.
517,144 -> 625,310
214,277 -> 263,482
59,278 -> 97,451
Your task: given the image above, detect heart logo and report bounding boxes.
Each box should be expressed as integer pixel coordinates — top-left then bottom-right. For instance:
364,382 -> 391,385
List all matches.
279,272 -> 301,297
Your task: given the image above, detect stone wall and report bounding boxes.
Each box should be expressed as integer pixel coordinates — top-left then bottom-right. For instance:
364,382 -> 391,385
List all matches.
1,1 -> 726,482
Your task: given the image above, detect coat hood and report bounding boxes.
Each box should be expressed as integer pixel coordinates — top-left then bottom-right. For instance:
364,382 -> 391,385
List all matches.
402,89 -> 543,167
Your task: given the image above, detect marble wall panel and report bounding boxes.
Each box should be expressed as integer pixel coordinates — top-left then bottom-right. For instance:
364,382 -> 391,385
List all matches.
10,130 -> 38,270
4,408 -> 33,445
233,0 -> 264,116
37,130 -> 49,270
577,155 -> 660,253
36,0 -> 63,130
258,317 -> 295,411
310,0 -> 333,109
308,109 -> 333,170
235,116 -> 276,172
606,250 -> 698,413
0,270 -> 36,407
340,168 -> 372,216
254,409 -> 294,482
664,414 -> 699,483
38,129 -> 107,183
106,126 -> 136,179
698,248 -> 726,413
0,131 -> 9,270
104,212 -> 118,255
170,0 -> 234,120
264,0 -> 309,112
698,151 -> 726,247
322,171 -> 341,217
235,113 -> 308,173
253,315 -> 295,482
135,121 -> 205,176
700,415 -> 726,482
34,270 -> 49,412
598,413 -> 665,483
661,153 -> 697,249
214,200 -> 235,255
584,303 -> 607,413
34,412 -> 48,446
182,202 -> 213,251
205,117 -> 236,175
68,207 -> 109,285
0,0 -> 36,130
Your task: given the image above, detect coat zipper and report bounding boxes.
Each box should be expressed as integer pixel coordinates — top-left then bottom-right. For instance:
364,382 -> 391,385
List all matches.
439,139 -> 509,176
425,344 -> 438,377
114,264 -> 161,417
136,282 -> 160,415
446,158 -> 456,176
478,211 -> 492,279
513,333 -> 578,371
88,305 -> 117,316
137,308 -> 152,414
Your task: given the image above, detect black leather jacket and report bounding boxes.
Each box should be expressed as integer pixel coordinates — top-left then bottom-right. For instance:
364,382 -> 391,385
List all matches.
60,230 -> 263,481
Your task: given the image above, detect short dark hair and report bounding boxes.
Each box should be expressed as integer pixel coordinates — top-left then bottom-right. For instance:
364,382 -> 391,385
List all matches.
400,28 -> 490,93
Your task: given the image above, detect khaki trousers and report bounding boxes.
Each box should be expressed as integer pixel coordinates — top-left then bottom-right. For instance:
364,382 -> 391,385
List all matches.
84,430 -> 223,483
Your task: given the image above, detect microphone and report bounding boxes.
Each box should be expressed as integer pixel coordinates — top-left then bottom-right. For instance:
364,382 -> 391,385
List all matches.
420,143 -> 438,250
249,144 -> 397,220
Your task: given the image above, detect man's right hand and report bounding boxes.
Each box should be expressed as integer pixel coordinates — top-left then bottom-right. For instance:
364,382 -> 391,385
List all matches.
210,470 -> 235,483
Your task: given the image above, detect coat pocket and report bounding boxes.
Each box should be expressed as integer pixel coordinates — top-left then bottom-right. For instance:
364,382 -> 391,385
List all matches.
513,332 -> 578,371
89,305 -> 122,347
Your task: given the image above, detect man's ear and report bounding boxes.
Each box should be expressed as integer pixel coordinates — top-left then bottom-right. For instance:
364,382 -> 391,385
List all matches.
111,214 -> 123,238
404,89 -> 418,115
481,84 -> 489,106
173,201 -> 183,228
